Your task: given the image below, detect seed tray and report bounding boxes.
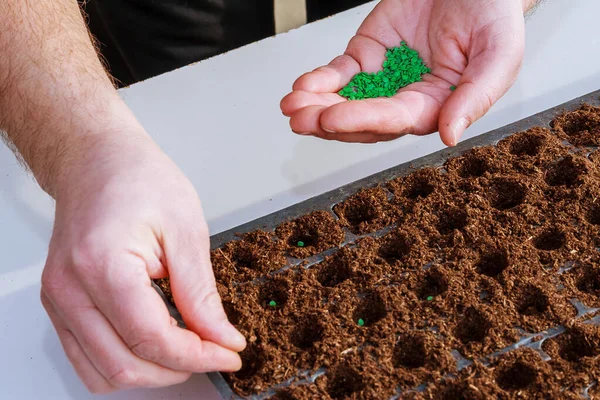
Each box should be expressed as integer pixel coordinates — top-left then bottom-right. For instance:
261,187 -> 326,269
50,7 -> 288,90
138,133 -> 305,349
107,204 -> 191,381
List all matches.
156,89 -> 600,399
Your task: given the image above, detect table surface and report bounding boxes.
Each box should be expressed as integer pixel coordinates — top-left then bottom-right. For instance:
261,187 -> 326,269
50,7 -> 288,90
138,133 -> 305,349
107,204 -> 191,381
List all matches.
1,1 -> 599,399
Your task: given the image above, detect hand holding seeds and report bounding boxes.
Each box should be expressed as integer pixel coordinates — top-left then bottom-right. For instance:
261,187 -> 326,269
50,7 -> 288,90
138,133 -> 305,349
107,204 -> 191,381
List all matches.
281,0 -> 537,146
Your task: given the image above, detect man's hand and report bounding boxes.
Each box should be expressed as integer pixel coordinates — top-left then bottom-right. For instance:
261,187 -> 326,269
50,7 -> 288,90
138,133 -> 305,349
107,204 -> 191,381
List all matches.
40,133 -> 246,393
281,0 -> 537,146
1,0 -> 244,394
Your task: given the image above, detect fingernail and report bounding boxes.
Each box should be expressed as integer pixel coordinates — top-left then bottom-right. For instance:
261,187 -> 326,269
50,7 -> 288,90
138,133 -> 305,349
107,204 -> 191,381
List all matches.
323,127 -> 337,133
453,117 -> 470,145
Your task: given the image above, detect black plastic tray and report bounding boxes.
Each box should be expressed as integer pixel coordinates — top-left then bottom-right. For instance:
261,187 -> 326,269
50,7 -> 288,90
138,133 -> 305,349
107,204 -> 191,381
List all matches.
169,89 -> 600,399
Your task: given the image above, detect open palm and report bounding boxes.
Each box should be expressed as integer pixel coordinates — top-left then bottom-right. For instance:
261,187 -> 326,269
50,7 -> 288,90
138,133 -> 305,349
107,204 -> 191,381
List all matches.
281,0 -> 529,146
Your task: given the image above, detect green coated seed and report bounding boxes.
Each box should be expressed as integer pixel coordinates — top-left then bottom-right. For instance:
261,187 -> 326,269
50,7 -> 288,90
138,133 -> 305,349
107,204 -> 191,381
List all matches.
357,318 -> 365,327
426,296 -> 434,301
269,300 -> 277,307
450,85 -> 457,91
297,241 -> 305,247
339,42 -> 430,100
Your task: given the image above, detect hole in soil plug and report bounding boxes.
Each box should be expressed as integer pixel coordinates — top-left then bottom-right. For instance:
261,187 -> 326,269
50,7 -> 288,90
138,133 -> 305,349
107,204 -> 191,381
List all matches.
353,290 -> 387,327
378,232 -> 411,263
545,156 -> 586,187
233,345 -> 266,381
488,178 -> 527,210
516,285 -> 549,316
404,174 -> 435,200
534,228 -> 566,251
287,230 -> 317,248
436,207 -> 468,234
509,131 -> 545,156
290,317 -> 324,350
576,264 -> 600,296
326,364 -> 364,400
558,326 -> 600,361
476,248 -> 509,278
438,381 -> 483,400
222,301 -> 241,326
458,152 -> 489,178
551,106 -> 600,146
259,280 -> 290,310
231,247 -> 260,270
455,307 -> 491,344
586,205 -> 600,226
496,360 -> 537,391
316,256 -> 352,288
393,332 -> 428,369
417,268 -> 449,299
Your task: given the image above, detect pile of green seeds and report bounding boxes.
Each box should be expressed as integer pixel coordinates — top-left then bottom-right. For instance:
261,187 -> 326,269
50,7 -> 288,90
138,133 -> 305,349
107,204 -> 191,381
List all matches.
338,41 -> 430,100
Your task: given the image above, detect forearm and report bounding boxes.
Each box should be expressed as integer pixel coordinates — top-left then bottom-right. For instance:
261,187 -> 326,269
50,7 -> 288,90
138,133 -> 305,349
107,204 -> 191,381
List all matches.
0,0 -> 144,196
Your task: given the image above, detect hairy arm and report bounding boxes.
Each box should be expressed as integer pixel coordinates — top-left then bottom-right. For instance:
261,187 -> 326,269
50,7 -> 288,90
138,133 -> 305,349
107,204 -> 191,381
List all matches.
0,0 -> 140,196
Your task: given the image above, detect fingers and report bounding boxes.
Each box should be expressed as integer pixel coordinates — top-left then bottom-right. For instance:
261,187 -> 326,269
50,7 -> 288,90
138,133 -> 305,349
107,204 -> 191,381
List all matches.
280,91 -> 345,118
292,55 -> 361,93
163,220 -> 247,354
42,291 -> 115,394
288,86 -> 443,140
76,251 -> 243,373
42,278 -> 192,391
438,20 -> 525,146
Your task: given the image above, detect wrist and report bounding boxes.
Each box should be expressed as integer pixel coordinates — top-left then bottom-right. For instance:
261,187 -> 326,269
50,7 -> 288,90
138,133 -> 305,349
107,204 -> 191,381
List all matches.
32,95 -> 151,198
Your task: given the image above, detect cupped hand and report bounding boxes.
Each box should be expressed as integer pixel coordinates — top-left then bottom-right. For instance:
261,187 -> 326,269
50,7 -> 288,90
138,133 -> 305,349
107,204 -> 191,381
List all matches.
281,0 -> 529,146
40,132 -> 245,393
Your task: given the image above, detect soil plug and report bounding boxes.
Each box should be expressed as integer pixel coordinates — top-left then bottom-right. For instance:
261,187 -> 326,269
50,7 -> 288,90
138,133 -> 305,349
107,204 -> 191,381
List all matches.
269,300 -> 277,307
357,318 -> 365,327
339,41 -> 430,100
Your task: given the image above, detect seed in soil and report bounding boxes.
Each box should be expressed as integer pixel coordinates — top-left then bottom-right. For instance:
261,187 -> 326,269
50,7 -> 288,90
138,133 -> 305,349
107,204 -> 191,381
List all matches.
393,333 -> 428,369
496,359 -> 537,391
259,280 -> 290,310
352,290 -> 387,327
325,364 -> 364,400
544,156 -> 587,187
516,285 -> 549,316
476,248 -> 509,278
533,227 -> 566,251
455,306 -> 491,344
488,177 -> 527,210
357,318 -> 365,327
297,241 -> 305,247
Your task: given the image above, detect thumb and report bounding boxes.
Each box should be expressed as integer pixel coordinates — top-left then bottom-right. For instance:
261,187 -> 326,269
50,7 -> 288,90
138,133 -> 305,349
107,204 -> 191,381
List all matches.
164,220 -> 246,353
439,21 -> 525,147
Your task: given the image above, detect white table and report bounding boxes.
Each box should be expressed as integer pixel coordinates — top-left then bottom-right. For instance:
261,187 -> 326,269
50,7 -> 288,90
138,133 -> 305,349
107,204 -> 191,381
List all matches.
1,1 -> 599,399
